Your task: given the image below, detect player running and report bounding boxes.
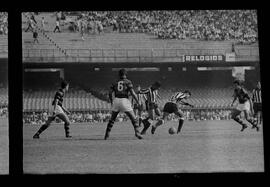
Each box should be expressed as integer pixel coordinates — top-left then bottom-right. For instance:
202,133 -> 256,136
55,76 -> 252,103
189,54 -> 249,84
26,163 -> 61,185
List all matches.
33,80 -> 72,139
151,90 -> 193,134
131,85 -> 144,127
139,81 -> 162,135
104,69 -> 143,140
231,80 -> 259,131
251,81 -> 262,125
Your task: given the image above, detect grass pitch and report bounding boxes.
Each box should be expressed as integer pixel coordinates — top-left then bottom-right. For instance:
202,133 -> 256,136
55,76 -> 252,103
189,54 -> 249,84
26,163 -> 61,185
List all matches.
23,120 -> 264,174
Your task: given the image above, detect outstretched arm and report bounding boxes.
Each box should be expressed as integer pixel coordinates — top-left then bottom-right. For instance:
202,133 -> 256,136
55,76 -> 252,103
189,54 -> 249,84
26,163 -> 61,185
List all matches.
108,89 -> 114,104
130,89 -> 139,104
179,101 -> 194,107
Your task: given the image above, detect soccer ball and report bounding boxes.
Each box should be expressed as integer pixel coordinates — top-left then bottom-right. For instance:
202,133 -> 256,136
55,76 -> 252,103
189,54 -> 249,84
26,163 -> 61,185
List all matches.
168,127 -> 176,135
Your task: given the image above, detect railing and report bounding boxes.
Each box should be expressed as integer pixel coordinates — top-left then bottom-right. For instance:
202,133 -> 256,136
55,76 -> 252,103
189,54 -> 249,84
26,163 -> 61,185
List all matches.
22,47 -> 259,63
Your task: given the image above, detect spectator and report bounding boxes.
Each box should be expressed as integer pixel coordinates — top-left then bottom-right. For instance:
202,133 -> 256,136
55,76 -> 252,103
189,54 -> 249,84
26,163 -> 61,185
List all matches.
33,29 -> 39,44
53,19 -> 61,33
41,17 -> 46,31
25,19 -> 35,32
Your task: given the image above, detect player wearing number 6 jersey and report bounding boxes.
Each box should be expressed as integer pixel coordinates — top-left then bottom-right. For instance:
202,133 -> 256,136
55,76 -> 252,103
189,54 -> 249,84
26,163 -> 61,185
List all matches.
104,69 -> 143,140
151,90 -> 193,134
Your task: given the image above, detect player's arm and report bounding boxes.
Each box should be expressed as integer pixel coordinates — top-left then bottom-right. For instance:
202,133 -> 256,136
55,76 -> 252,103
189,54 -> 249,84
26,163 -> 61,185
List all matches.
251,89 -> 255,103
231,91 -> 237,106
130,88 -> 139,104
53,98 -> 58,115
108,89 -> 113,105
138,88 -> 149,95
179,100 -> 194,108
108,84 -> 114,104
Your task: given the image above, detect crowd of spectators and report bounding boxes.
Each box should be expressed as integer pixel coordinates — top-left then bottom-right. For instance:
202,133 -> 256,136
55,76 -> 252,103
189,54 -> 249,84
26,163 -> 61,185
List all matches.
0,12 -> 8,35
0,106 -> 8,118
23,109 -> 232,125
61,10 -> 257,44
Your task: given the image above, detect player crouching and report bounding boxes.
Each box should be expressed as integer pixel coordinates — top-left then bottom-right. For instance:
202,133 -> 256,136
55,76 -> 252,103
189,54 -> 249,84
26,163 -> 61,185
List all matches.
33,80 -> 72,139
151,90 -> 193,134
231,80 -> 259,132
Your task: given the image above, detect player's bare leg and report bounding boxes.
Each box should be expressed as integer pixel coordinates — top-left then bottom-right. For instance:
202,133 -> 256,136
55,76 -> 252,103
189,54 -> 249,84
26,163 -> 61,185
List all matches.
125,111 -> 143,139
104,111 -> 119,140
141,109 -> 154,135
137,104 -> 143,127
151,112 -> 169,134
231,109 -> 248,131
175,110 -> 185,134
244,110 -> 259,131
58,113 -> 72,137
33,115 -> 55,139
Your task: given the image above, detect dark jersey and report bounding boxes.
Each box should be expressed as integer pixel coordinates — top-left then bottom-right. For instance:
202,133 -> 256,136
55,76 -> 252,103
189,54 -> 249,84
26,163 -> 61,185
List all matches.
111,78 -> 133,98
234,87 -> 250,104
139,87 -> 159,103
52,88 -> 65,107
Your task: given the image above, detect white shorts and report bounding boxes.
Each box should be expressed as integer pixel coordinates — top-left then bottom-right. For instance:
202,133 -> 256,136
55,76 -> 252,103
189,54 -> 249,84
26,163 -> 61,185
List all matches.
112,98 -> 133,112
49,105 -> 65,115
236,101 -> 250,112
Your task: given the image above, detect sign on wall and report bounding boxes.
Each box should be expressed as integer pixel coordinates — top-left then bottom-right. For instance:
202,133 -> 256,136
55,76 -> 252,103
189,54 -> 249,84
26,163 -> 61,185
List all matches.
184,55 -> 225,62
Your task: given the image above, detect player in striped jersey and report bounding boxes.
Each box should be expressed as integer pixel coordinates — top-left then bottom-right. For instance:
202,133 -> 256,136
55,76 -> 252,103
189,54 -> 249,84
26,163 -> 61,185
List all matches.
151,90 -> 193,134
33,80 -> 72,139
139,81 -> 162,135
131,85 -> 144,127
231,80 -> 259,131
252,81 -> 262,125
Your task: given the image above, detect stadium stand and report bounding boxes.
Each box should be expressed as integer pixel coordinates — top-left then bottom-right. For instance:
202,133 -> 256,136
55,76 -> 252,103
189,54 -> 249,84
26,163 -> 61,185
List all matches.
0,88 -> 8,106
22,11 -> 259,61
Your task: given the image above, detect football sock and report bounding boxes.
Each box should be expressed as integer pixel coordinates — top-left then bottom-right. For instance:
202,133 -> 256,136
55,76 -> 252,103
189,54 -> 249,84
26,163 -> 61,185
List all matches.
177,118 -> 184,133
247,117 -> 257,126
105,121 -> 114,133
64,123 -> 70,137
234,117 -> 246,126
36,124 -> 49,135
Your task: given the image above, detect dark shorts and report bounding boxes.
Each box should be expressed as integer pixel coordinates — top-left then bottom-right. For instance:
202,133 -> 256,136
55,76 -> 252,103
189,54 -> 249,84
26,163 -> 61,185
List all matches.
133,103 -> 143,111
145,101 -> 158,111
163,102 -> 178,114
253,103 -> 262,113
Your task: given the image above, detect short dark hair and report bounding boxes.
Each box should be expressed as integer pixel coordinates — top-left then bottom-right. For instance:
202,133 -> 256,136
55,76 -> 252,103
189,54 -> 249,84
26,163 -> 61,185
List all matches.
119,68 -> 127,78
61,80 -> 69,89
233,79 -> 242,86
153,81 -> 161,88
184,90 -> 191,96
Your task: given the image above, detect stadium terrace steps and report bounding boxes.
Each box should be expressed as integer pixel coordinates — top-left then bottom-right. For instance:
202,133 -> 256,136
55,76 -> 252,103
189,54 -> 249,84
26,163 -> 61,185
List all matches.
22,28 -> 259,58
0,36 -> 8,56
0,88 -> 8,105
21,12 -> 259,59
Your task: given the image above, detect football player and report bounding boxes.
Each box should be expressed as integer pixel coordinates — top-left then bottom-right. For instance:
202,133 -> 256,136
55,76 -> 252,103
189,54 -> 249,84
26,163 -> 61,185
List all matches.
139,81 -> 162,135
231,80 -> 259,131
33,80 -> 72,139
151,90 -> 193,134
104,69 -> 143,140
131,85 -> 144,127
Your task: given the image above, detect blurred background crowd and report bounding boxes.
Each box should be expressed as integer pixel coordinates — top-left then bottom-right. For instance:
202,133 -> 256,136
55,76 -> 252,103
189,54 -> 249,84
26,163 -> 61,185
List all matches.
54,10 -> 258,44
23,109 -> 232,125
